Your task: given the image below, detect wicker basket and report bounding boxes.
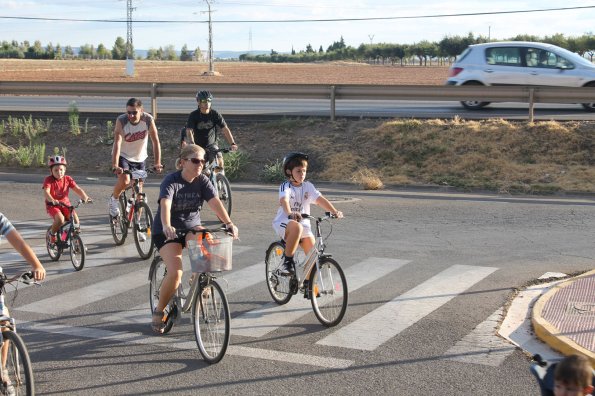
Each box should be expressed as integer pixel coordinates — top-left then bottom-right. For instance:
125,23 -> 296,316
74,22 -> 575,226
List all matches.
187,232 -> 232,272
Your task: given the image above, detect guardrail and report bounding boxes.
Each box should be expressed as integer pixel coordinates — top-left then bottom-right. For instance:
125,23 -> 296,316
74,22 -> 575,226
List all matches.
1,81 -> 593,121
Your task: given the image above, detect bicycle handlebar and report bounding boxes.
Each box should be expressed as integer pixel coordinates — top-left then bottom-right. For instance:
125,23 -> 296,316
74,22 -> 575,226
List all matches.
47,199 -> 92,209
287,212 -> 339,221
0,271 -> 40,287
174,226 -> 232,239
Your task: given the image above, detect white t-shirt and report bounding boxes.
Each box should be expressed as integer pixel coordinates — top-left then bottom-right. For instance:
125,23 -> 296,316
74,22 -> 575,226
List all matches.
117,112 -> 154,163
272,180 -> 321,229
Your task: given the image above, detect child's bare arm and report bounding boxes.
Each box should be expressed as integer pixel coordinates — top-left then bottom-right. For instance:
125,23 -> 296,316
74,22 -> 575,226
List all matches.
315,196 -> 344,218
43,186 -> 57,204
72,185 -> 91,202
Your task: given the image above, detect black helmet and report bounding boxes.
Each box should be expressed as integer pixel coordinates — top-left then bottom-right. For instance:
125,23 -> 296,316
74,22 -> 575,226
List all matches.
196,90 -> 213,101
282,152 -> 308,176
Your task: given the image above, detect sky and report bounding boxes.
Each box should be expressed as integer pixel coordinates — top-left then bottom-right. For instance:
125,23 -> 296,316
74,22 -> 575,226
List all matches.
0,0 -> 594,54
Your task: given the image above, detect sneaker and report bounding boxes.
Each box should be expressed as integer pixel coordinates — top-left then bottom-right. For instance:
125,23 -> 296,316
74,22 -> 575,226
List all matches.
48,231 -> 57,244
138,233 -> 147,242
1,369 -> 15,396
108,196 -> 120,217
279,260 -> 295,276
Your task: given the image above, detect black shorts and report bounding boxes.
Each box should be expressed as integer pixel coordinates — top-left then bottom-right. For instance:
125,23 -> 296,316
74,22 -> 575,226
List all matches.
153,233 -> 187,251
118,157 -> 146,173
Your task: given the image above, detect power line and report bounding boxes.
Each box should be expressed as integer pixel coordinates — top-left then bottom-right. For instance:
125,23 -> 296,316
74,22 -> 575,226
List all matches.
0,5 -> 594,24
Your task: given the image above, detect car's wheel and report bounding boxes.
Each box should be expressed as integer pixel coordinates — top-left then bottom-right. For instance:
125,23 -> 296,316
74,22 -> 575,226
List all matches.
460,81 -> 490,110
581,82 -> 595,112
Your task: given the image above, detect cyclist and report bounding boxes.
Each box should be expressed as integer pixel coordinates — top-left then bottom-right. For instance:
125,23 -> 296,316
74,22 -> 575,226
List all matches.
272,152 -> 343,276
43,155 -> 92,244
182,90 -> 238,171
108,98 -> 163,218
150,144 -> 238,334
553,354 -> 594,396
0,212 -> 46,394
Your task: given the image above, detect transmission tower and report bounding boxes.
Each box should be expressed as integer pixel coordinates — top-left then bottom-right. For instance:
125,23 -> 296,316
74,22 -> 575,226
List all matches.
125,0 -> 135,76
205,0 -> 215,74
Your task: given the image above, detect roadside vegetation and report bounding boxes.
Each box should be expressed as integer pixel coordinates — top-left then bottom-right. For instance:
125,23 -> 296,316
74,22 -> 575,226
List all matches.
1,115 -> 594,194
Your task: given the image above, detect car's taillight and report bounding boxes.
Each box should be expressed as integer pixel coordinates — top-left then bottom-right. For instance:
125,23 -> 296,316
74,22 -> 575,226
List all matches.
448,67 -> 463,77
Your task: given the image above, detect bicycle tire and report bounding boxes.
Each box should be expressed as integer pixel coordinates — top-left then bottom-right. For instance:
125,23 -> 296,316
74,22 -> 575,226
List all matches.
216,173 -> 232,215
148,256 -> 175,334
45,226 -> 62,261
310,257 -> 348,327
109,194 -> 127,245
133,201 -> 154,260
192,279 -> 230,364
70,233 -> 86,271
1,330 -> 34,396
265,241 -> 293,305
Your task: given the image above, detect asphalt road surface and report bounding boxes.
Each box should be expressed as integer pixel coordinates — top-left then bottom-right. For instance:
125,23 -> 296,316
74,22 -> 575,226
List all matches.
1,172 -> 594,395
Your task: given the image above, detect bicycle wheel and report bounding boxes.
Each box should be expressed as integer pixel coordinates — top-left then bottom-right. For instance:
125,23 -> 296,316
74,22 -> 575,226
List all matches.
133,201 -> 154,260
192,279 -> 230,364
1,330 -> 34,396
216,173 -> 232,215
70,233 -> 86,271
45,226 -> 62,261
310,258 -> 348,327
265,241 -> 294,305
148,256 -> 175,334
109,194 -> 127,245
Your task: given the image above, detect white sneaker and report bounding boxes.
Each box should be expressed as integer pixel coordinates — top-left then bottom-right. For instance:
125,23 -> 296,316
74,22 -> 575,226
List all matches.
138,233 -> 147,242
108,196 -> 120,217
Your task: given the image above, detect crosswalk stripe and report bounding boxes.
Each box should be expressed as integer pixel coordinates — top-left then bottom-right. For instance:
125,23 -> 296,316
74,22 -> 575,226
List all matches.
317,264 -> 498,351
19,320 -> 354,369
443,308 -> 515,366
232,258 -> 410,338
108,258 -> 264,325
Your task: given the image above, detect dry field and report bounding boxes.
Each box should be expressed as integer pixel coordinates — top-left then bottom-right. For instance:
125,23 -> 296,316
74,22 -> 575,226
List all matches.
0,59 -> 448,85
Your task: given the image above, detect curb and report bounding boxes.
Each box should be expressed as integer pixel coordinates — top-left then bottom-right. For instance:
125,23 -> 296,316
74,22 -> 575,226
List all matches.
531,269 -> 595,366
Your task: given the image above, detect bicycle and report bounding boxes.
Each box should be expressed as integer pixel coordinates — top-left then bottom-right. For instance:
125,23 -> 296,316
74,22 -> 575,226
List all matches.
265,212 -> 348,327
0,269 -> 39,396
45,199 -> 91,271
148,228 -> 232,364
109,169 -> 154,260
203,148 -> 232,216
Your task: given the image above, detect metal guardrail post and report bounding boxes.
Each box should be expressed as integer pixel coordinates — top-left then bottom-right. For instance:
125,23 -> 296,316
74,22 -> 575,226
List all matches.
528,88 -> 535,123
330,85 -> 336,121
151,83 -> 157,119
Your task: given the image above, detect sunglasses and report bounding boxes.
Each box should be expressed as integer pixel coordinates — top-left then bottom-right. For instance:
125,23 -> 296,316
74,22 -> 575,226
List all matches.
185,158 -> 206,165
127,110 -> 138,115
199,100 -> 211,104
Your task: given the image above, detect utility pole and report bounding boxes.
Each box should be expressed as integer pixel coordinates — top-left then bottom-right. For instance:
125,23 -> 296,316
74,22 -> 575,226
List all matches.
202,0 -> 220,76
368,34 -> 374,45
126,0 -> 135,76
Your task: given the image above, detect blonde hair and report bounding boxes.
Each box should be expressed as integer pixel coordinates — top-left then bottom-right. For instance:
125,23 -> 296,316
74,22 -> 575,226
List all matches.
175,144 -> 206,169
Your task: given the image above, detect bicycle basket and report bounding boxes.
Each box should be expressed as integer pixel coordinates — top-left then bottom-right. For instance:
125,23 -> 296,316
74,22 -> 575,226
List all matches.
187,232 -> 232,272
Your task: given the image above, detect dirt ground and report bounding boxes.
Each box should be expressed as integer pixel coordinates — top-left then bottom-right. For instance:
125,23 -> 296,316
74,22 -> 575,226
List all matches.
0,59 -> 448,85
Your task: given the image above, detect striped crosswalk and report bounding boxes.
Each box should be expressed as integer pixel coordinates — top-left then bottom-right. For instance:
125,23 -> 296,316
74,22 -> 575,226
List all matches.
1,221 -> 519,368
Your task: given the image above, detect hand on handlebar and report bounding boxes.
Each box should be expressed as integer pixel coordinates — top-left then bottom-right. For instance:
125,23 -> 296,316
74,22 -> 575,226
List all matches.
153,164 -> 164,174
112,166 -> 123,175
288,212 -> 303,222
230,143 -> 238,152
225,223 -> 239,240
332,210 -> 344,219
163,225 -> 177,240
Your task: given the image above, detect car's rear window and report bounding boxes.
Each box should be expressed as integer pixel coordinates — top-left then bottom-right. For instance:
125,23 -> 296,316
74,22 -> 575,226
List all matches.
485,47 -> 522,66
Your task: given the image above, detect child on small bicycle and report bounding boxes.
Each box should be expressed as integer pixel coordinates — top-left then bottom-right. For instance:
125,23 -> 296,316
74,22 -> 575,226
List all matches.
553,354 -> 594,396
272,152 -> 343,276
43,156 -> 92,243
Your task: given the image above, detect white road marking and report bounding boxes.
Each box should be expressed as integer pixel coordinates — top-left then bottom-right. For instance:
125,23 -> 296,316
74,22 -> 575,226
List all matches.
233,258 -> 410,338
317,264 -> 498,351
443,308 -> 516,366
19,320 -> 354,369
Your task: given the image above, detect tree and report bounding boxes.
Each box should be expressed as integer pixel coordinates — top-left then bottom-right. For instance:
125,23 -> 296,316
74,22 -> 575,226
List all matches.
305,44 -> 314,53
319,45 -> 324,53
64,45 -> 74,59
180,44 -> 191,61
54,44 -> 62,59
97,43 -> 111,59
162,45 -> 178,61
112,37 -> 127,60
193,46 -> 203,61
78,44 -> 95,59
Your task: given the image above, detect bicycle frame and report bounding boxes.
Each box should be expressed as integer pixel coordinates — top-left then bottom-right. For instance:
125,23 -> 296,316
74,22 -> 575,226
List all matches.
54,201 -> 83,244
292,215 -> 329,288
121,170 -> 147,225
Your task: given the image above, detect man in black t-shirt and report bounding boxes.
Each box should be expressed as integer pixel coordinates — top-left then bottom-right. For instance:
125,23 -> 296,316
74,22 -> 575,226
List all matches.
183,90 -> 238,169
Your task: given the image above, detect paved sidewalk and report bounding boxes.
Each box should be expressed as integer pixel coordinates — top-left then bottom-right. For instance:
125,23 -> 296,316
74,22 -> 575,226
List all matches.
532,269 -> 595,366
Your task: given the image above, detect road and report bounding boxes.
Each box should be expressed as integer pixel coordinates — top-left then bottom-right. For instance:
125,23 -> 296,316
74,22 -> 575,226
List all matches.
1,172 -> 594,395
1,96 -> 594,120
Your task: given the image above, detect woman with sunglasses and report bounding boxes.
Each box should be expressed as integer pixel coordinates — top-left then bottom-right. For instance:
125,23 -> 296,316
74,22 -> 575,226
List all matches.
150,144 -> 239,334
109,98 -> 163,218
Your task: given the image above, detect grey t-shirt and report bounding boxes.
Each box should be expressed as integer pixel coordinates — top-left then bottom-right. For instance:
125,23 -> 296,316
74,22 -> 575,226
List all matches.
153,171 -> 216,234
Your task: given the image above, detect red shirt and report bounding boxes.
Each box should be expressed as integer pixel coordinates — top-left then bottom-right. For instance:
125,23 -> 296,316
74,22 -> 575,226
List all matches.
43,175 -> 77,206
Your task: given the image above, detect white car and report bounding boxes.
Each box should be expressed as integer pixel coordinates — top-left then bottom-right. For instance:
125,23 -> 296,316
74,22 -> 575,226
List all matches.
446,41 -> 595,111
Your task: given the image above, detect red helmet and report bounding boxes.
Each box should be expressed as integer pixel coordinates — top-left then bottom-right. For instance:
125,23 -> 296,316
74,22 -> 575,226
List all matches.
48,155 -> 67,168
